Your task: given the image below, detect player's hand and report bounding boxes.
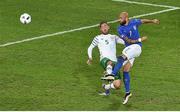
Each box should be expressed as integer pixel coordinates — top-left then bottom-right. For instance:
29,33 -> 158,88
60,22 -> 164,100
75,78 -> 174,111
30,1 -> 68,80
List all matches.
141,36 -> 148,42
153,19 -> 160,24
87,59 -> 92,65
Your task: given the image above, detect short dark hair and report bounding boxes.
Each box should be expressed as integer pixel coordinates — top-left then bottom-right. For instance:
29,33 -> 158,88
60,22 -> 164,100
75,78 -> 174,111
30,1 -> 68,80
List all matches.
99,21 -> 108,27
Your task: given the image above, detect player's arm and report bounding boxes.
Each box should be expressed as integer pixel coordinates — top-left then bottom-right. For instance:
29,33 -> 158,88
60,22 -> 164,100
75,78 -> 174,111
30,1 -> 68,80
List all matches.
87,37 -> 98,65
119,31 -> 147,44
87,45 -> 95,65
123,36 -> 147,44
118,26 -> 147,44
115,35 -> 125,45
141,19 -> 160,24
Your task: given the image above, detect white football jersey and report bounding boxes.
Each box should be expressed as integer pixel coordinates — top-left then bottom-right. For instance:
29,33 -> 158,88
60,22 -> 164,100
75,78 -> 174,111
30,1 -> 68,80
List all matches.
88,34 -> 124,62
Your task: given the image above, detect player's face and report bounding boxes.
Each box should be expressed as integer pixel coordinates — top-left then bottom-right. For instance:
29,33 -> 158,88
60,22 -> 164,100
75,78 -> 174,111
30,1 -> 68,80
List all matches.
100,23 -> 109,34
119,14 -> 128,26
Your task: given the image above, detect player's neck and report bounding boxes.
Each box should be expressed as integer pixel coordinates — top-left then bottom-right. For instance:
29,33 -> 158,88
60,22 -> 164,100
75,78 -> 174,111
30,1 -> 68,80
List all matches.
125,19 -> 129,25
101,33 -> 109,35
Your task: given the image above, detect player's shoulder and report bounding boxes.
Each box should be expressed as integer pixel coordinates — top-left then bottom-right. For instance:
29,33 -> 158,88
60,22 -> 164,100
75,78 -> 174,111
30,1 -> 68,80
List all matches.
118,25 -> 125,32
109,34 -> 118,38
118,25 -> 123,30
108,34 -> 120,40
94,34 -> 101,39
130,18 -> 141,23
94,34 -> 102,40
96,34 -> 112,38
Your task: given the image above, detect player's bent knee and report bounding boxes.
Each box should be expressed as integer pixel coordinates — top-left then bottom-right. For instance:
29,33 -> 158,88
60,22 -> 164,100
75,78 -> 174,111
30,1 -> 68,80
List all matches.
123,67 -> 130,72
123,62 -> 131,72
107,61 -> 113,66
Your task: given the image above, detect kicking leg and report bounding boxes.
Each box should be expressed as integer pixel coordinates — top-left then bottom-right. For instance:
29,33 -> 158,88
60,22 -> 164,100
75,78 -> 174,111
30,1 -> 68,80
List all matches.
112,55 -> 127,76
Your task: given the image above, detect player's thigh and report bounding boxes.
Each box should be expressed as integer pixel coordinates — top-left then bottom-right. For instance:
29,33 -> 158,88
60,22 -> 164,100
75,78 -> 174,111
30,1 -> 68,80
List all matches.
122,44 -> 142,59
113,79 -> 121,89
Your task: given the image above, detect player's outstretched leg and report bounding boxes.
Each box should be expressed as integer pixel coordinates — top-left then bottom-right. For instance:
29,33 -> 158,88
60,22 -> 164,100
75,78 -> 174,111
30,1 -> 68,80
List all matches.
104,55 -> 127,80
112,56 -> 126,75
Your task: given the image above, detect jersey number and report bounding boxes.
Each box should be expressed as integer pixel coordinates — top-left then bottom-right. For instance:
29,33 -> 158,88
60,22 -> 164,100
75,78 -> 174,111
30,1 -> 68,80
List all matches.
105,40 -> 109,45
129,31 -> 132,37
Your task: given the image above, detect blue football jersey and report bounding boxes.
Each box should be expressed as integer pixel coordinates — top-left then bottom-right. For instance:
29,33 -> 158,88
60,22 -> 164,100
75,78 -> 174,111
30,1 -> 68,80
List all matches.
117,19 -> 142,47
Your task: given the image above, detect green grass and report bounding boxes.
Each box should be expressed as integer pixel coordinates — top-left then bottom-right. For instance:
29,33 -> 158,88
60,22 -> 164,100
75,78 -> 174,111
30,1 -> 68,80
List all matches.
0,0 -> 180,110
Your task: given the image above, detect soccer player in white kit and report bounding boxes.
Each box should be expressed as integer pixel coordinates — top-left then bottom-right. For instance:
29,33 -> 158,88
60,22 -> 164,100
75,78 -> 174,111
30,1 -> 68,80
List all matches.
87,21 -> 125,94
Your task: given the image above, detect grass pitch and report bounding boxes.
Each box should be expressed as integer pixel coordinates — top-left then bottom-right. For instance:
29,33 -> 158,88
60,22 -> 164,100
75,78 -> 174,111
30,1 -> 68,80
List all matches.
0,0 -> 180,110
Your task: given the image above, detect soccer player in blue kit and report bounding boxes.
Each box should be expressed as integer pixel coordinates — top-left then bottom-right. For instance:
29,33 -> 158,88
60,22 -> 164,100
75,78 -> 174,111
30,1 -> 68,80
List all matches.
104,12 -> 160,104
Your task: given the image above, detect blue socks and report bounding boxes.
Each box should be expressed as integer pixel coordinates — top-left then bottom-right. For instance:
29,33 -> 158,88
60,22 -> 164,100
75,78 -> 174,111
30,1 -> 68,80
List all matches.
123,72 -> 130,93
105,89 -> 110,95
112,56 -> 126,76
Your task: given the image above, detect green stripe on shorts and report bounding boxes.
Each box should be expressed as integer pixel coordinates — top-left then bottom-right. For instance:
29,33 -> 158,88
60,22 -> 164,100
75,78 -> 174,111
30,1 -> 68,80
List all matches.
100,57 -> 121,80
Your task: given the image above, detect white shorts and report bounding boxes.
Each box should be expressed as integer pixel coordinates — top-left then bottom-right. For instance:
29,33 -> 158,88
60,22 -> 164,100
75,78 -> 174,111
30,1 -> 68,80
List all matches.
123,58 -> 135,67
122,44 -> 142,60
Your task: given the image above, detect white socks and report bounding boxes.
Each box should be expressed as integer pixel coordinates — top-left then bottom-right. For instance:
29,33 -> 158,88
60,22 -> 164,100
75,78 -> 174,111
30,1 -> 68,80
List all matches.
106,65 -> 113,74
104,65 -> 115,90
105,83 -> 115,90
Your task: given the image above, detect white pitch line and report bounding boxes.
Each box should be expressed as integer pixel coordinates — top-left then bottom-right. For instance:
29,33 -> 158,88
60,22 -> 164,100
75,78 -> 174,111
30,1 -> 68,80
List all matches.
0,24 -> 99,47
112,0 -> 180,9
0,3 -> 179,48
108,8 -> 179,24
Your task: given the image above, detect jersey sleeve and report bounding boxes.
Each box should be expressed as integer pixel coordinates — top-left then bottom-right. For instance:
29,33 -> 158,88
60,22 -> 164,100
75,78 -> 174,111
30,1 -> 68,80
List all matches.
91,36 -> 99,47
115,35 -> 125,45
133,19 -> 142,26
87,36 -> 99,59
117,27 -> 127,39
